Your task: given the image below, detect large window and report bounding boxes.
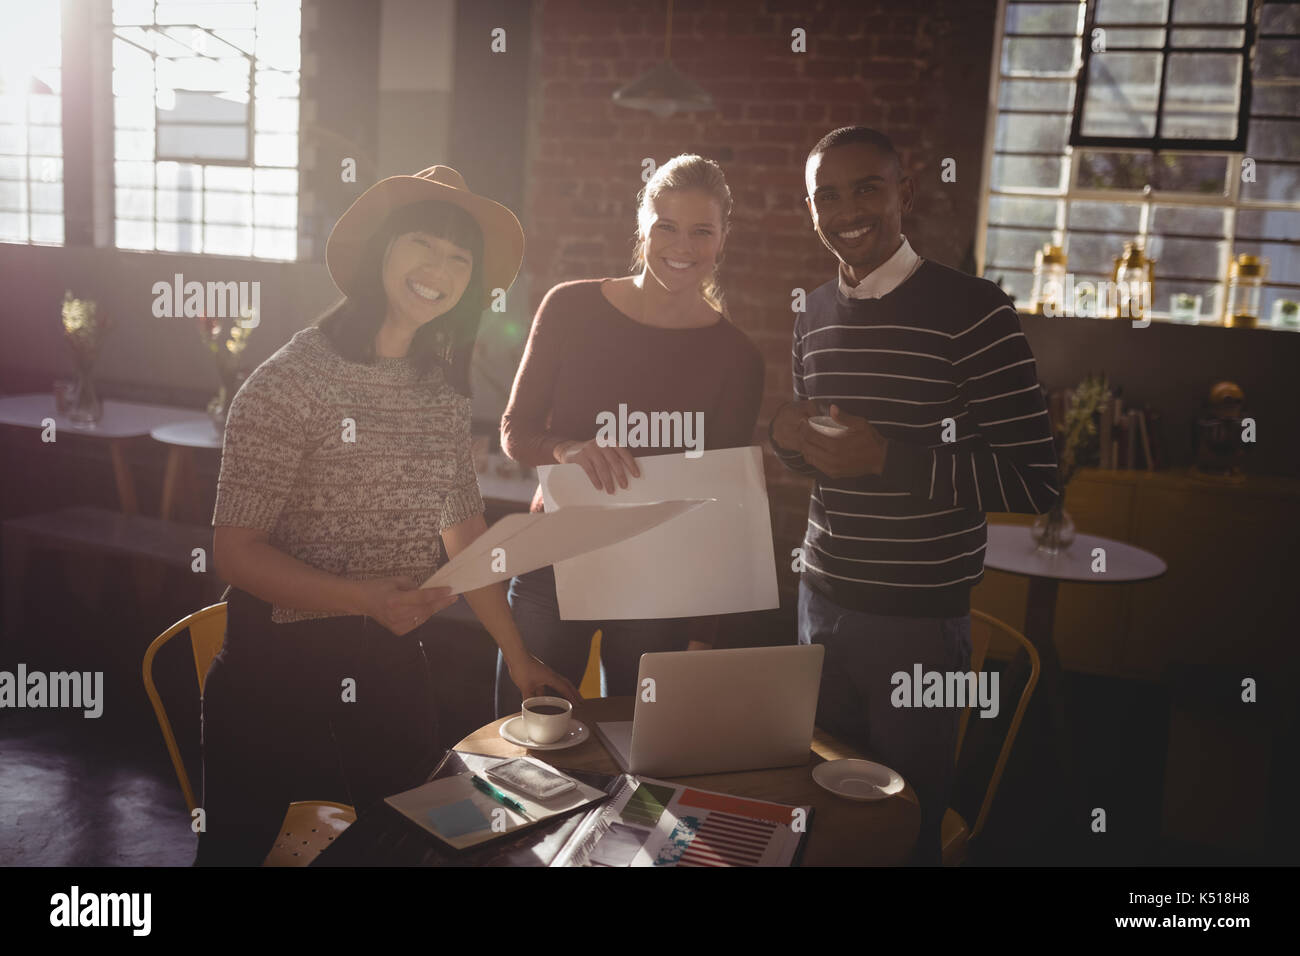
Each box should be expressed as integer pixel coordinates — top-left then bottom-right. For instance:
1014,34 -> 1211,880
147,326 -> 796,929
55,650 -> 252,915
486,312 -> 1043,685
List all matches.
978,0 -> 1300,328
111,0 -> 301,259
0,0 -> 64,245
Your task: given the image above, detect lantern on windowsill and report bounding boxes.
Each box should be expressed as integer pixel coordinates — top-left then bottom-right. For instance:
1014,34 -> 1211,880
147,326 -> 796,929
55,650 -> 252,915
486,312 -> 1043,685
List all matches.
1111,241 -> 1155,322
1224,255 -> 1267,329
1029,244 -> 1067,316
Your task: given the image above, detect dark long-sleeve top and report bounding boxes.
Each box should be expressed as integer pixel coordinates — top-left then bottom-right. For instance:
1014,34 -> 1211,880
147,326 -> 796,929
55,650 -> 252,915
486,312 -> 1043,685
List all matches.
771,259 -> 1060,618
500,278 -> 766,643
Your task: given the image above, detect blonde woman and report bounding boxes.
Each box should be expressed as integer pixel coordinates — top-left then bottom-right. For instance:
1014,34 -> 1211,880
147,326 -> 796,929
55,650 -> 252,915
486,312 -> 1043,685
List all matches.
495,154 -> 765,717
201,167 -> 578,866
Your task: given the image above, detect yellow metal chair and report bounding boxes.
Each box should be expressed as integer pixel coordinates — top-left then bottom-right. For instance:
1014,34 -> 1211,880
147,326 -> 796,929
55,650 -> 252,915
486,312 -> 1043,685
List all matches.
941,609 -> 1040,866
142,601 -> 357,867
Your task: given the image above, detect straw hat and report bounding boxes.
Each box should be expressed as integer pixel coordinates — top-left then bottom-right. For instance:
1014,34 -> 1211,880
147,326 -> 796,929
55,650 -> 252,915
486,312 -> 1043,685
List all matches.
325,165 -> 525,309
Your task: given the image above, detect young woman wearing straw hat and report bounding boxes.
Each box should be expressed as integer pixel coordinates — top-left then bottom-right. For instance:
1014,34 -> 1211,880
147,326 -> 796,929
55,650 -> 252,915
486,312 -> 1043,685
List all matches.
199,166 -> 579,866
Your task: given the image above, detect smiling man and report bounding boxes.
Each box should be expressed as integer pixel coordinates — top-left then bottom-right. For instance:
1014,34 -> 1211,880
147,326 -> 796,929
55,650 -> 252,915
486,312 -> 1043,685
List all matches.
769,126 -> 1060,865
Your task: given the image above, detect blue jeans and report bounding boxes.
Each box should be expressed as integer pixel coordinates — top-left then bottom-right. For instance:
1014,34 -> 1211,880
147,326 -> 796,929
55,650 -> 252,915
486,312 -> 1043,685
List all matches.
797,579 -> 972,866
495,566 -> 692,718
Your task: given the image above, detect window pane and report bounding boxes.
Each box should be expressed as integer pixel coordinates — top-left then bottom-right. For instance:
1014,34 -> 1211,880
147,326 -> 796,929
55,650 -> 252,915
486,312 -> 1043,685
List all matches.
1146,235 -> 1224,279
1005,3 -> 1082,33
1246,120 -> 1300,161
1239,163 -> 1300,201
1095,0 -> 1168,24
1252,85 -> 1300,118
30,212 -> 62,243
1170,28 -> 1244,47
115,187 -> 153,218
1003,37 -> 1078,74
1235,210 -> 1300,242
116,217 -> 153,249
999,78 -> 1077,111
253,193 -> 295,227
1255,41 -> 1300,82
204,223 -> 253,256
204,165 -> 251,190
166,90 -> 248,125
1101,28 -> 1167,47
1151,153 -> 1227,193
1076,150 -> 1153,189
1067,232 -> 1141,273
989,196 -> 1062,228
996,113 -> 1071,152
1260,4 -> 1300,35
156,161 -> 203,188
991,154 -> 1067,190
1150,205 -> 1227,236
204,189 -> 253,224
158,123 -> 249,161
156,219 -> 204,253
157,188 -> 203,221
1068,200 -> 1142,232
253,226 -> 296,260
1161,53 -> 1241,139
1080,53 -> 1162,137
1172,0 -> 1247,23
985,227 -> 1059,269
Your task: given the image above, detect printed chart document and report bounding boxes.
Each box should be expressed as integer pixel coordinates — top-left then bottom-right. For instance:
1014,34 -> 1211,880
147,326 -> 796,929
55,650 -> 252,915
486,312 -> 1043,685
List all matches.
537,445 -> 779,620
419,500 -> 707,594
550,774 -> 810,867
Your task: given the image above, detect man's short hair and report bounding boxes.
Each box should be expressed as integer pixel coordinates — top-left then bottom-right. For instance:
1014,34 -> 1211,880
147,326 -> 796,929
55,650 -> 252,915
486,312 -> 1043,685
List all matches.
806,126 -> 902,177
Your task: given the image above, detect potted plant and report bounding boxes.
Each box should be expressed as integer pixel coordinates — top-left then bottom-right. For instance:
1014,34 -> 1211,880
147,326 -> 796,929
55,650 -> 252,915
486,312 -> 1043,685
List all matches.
1032,372 -> 1109,554
199,310 -> 254,434
60,290 -> 112,425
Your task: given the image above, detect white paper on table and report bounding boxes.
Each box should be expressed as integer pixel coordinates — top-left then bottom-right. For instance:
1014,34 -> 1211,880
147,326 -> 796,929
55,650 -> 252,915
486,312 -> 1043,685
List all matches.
537,445 -> 779,620
419,499 -> 708,595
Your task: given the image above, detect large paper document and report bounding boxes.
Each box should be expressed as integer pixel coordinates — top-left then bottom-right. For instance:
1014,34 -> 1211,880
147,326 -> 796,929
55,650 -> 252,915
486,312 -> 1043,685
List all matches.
419,500 -> 707,594
537,445 -> 779,620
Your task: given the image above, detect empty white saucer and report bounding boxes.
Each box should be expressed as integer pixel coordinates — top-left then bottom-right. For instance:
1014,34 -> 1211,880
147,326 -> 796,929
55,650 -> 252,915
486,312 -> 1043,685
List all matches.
498,715 -> 590,751
812,758 -> 905,801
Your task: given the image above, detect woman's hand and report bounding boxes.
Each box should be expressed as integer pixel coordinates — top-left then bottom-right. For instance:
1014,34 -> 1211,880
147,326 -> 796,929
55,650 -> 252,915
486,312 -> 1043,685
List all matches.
506,654 -> 583,704
686,640 -> 712,651
354,576 -> 459,636
553,438 -> 641,494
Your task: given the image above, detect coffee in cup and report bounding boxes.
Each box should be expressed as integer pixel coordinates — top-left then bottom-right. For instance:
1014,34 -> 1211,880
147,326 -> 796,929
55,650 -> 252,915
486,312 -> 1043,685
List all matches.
521,696 -> 573,744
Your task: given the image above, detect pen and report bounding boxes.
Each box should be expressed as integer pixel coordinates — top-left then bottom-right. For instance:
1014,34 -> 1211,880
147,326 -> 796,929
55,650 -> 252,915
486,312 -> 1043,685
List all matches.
470,774 -> 530,820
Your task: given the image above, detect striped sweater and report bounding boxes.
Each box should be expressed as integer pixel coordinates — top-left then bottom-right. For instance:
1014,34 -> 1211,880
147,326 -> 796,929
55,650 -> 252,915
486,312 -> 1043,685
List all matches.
773,259 -> 1061,618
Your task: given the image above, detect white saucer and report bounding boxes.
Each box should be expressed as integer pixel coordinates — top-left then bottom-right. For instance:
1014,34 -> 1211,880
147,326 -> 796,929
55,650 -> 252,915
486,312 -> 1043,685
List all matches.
499,715 -> 590,750
812,758 -> 906,802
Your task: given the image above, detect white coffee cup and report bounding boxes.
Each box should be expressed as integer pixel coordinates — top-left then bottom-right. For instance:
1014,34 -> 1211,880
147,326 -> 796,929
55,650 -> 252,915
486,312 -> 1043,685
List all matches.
521,696 -> 573,744
808,415 -> 849,436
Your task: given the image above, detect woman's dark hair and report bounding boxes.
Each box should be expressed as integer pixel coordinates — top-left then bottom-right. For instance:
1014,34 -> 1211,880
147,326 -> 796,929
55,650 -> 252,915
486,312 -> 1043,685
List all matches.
315,199 -> 485,397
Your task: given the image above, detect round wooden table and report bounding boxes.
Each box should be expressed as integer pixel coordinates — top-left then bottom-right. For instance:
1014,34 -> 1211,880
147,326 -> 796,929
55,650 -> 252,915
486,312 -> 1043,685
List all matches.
151,419 -> 223,521
455,695 -> 921,866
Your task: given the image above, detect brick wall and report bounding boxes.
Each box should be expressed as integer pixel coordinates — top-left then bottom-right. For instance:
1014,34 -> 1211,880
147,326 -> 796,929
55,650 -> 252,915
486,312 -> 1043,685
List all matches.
522,0 -> 998,614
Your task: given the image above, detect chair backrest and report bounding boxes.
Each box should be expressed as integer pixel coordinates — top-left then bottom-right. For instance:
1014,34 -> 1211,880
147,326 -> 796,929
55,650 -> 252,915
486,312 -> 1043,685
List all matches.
953,609 -> 1040,844
141,602 -> 228,812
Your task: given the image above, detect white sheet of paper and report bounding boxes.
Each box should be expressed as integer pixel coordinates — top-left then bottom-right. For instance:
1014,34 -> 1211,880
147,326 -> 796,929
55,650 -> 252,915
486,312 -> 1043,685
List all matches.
419,500 -> 708,594
537,445 -> 779,620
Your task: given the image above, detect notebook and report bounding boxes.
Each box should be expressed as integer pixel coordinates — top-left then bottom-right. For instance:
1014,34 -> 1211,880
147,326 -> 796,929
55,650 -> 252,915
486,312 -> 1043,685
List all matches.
384,753 -> 607,851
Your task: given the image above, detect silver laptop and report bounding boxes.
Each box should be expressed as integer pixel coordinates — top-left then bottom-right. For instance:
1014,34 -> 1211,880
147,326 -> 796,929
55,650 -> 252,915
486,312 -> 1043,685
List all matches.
594,644 -> 824,777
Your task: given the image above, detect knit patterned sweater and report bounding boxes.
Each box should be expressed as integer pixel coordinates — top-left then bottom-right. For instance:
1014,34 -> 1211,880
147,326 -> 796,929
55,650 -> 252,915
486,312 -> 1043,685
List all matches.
212,326 -> 484,623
